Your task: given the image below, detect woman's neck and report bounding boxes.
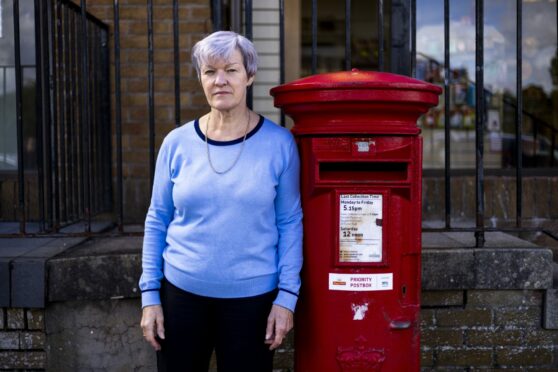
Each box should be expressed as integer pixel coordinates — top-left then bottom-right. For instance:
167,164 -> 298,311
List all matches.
203,107 -> 256,141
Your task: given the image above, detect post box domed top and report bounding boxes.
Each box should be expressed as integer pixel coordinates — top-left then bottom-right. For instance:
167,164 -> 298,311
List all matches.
271,69 -> 441,92
271,70 -> 442,135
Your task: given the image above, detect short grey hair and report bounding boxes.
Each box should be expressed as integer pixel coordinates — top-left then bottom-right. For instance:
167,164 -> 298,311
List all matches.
192,31 -> 259,78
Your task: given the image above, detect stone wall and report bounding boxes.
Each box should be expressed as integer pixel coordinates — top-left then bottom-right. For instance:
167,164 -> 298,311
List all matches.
421,290 -> 557,370
2,232 -> 557,370
44,299 -> 294,372
0,308 -> 45,370
2,293 -> 558,370
45,299 -> 154,372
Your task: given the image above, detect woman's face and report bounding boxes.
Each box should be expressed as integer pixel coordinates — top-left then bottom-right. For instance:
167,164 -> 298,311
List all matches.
200,49 -> 255,113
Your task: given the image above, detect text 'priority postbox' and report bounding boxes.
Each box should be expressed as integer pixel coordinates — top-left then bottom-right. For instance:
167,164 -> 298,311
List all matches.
271,70 -> 441,372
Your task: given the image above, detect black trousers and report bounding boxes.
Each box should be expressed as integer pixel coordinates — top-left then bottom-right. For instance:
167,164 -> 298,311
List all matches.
157,278 -> 276,372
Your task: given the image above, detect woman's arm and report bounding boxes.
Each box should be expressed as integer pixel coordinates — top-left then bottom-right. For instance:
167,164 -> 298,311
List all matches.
266,136 -> 303,350
139,140 -> 175,307
273,137 -> 303,312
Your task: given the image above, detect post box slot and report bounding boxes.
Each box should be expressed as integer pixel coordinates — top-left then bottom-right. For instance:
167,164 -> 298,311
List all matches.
319,162 -> 408,182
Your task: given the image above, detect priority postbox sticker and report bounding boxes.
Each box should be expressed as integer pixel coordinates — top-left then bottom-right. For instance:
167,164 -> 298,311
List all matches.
329,273 -> 393,291
339,194 -> 383,263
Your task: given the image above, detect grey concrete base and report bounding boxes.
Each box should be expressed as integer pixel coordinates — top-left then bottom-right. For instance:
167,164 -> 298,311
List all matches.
27,230 -> 558,371
46,298 -> 156,372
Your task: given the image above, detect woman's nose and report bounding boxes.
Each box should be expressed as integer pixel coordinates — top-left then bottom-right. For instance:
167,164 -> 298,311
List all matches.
215,70 -> 227,86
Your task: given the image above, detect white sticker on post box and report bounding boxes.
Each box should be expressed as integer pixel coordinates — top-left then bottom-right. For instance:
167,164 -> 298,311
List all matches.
329,273 -> 393,291
339,194 -> 383,263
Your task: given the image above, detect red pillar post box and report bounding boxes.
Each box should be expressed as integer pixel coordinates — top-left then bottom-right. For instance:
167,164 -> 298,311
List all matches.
271,70 -> 441,372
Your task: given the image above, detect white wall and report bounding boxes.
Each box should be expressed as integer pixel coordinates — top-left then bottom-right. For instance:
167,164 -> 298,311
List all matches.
251,0 -> 281,123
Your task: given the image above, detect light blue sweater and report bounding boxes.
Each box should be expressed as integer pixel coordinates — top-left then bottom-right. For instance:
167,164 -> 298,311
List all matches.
140,116 -> 303,312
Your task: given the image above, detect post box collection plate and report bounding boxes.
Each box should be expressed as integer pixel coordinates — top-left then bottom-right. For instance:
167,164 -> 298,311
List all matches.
338,194 -> 383,263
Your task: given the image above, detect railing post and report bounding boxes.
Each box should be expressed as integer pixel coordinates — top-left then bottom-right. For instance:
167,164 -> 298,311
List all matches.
410,0 -> 416,77
60,3 -> 68,222
13,0 -> 26,234
279,0 -> 285,126
377,0 -> 384,71
212,0 -> 222,31
244,0 -> 253,109
515,0 -> 523,229
35,0 -> 46,232
147,0 -> 155,192
311,0 -> 317,74
113,0 -> 124,231
173,0 -> 181,128
474,0 -> 485,247
443,0 -> 451,229
79,0 -> 91,233
345,0 -> 351,71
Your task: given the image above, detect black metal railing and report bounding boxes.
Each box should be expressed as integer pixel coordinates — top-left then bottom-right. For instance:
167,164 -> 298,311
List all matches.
3,0 -> 557,248
414,0 -> 557,246
417,52 -> 558,172
214,0 -> 551,248
1,0 -> 111,236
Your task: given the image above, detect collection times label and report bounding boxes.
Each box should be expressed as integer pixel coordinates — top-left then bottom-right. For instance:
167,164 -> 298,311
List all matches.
339,194 -> 383,263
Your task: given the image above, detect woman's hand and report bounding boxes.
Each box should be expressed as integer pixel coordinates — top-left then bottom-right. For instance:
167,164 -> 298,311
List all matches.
265,304 -> 294,350
141,305 -> 165,351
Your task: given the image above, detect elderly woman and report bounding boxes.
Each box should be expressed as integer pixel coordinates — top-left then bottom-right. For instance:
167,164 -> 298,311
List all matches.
139,31 -> 303,372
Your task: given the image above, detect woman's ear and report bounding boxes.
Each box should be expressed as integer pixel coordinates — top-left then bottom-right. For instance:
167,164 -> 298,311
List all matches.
247,74 -> 255,87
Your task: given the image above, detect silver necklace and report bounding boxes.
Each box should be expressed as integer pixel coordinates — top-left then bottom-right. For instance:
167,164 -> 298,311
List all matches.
205,111 -> 251,174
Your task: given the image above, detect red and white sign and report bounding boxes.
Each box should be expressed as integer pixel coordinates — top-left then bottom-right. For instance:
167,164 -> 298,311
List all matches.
329,273 -> 393,291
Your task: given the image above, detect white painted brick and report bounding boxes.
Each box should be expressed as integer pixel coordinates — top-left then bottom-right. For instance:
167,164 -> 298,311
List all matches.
254,40 -> 280,54
253,83 -> 278,98
258,54 -> 280,69
253,25 -> 280,39
254,69 -> 280,83
253,10 -> 280,24
253,98 -> 278,113
252,0 -> 279,10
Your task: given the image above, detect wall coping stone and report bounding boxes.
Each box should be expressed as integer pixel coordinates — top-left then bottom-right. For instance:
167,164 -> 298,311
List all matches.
0,222 -> 112,307
42,231 -> 555,303
422,232 -> 553,290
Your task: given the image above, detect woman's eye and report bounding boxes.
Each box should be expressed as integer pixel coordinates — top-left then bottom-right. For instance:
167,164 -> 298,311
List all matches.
204,70 -> 215,75
227,69 -> 237,73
